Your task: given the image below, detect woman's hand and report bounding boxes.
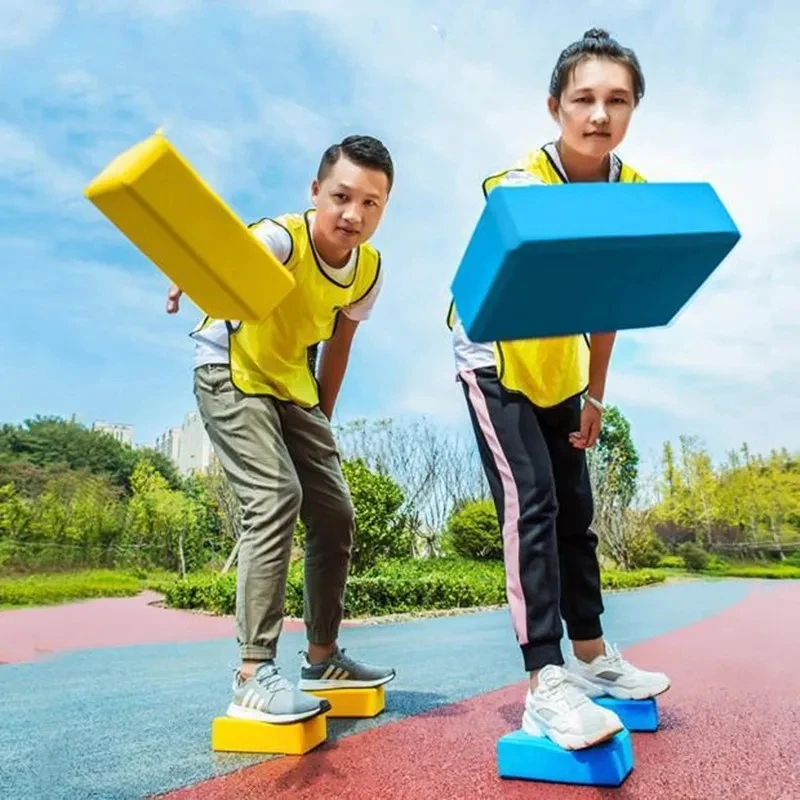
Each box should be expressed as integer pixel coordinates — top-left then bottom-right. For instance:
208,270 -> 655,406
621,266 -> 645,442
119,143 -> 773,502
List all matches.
569,402 -> 602,450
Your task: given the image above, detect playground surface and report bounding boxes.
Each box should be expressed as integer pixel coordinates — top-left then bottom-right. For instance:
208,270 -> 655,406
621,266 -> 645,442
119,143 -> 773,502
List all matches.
1,578 -> 798,799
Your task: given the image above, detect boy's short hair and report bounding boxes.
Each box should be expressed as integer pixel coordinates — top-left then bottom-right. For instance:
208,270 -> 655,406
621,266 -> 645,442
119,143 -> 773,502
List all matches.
317,135 -> 394,192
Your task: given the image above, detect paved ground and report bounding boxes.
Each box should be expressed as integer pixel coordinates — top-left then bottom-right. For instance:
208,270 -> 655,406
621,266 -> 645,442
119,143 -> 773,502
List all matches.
1,578 -> 797,799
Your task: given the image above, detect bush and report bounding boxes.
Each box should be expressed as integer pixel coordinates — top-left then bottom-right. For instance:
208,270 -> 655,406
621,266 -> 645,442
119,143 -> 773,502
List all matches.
785,552 -> 800,568
341,459 -> 413,574
678,542 -> 710,571
626,531 -> 667,569
657,555 -> 685,569
445,499 -> 502,560
704,554 -> 729,572
164,558 -> 666,618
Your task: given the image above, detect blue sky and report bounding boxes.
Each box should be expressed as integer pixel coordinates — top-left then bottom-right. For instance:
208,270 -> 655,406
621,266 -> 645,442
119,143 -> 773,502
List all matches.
1,0 -> 797,473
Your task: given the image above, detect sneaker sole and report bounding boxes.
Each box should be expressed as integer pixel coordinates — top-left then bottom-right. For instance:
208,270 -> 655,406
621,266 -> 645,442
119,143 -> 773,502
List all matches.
523,718 -> 625,751
590,681 -> 671,701
226,699 -> 331,725
297,673 -> 396,691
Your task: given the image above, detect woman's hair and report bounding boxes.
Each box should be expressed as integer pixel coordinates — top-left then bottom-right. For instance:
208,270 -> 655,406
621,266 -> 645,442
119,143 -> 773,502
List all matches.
549,28 -> 645,105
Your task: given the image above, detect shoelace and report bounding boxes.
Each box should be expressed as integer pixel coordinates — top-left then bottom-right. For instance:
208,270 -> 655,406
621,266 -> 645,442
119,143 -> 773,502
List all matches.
254,665 -> 292,694
540,667 -> 588,709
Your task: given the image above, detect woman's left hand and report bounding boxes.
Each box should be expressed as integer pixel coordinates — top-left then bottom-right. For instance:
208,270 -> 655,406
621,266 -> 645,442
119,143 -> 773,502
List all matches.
569,402 -> 602,450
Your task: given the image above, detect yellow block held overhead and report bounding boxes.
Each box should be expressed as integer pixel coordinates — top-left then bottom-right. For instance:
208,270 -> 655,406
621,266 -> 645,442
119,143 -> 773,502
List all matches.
308,686 -> 386,718
211,714 -> 327,755
84,131 -> 296,322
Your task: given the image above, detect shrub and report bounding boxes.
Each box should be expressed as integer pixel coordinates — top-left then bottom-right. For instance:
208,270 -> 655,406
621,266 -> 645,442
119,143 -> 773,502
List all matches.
657,555 -> 685,569
626,531 -> 667,569
164,558 -> 666,618
445,499 -> 502,560
678,542 -> 710,572
341,459 -> 413,574
704,554 -> 728,572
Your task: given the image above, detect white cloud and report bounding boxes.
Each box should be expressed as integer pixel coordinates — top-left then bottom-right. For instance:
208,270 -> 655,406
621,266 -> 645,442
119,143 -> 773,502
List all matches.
0,0 -> 61,50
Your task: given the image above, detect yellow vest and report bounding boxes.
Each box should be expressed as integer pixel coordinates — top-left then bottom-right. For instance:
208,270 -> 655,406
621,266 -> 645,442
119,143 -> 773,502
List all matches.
448,146 -> 645,408
228,210 -> 381,407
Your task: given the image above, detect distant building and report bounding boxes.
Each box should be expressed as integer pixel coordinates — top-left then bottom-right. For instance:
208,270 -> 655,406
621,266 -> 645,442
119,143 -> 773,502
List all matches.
92,420 -> 134,447
155,426 -> 182,464
155,412 -> 213,476
178,411 -> 213,475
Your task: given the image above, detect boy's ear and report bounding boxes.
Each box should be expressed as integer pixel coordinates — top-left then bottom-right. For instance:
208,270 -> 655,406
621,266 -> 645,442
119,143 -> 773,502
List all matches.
310,178 -> 320,207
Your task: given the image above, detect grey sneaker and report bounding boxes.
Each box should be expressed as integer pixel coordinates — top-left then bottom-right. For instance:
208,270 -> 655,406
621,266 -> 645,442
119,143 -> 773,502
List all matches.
297,647 -> 396,690
227,662 -> 331,724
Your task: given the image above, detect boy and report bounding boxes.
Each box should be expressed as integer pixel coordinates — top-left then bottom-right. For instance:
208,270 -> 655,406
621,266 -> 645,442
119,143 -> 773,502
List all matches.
167,135 -> 396,724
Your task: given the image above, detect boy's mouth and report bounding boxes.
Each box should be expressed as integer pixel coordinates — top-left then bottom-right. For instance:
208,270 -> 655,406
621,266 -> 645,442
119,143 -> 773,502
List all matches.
584,131 -> 611,138
337,226 -> 359,237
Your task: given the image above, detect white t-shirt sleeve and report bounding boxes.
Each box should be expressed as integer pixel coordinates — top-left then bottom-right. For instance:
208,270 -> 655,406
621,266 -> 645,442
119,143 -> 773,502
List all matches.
491,169 -> 545,190
250,218 -> 294,267
342,267 -> 383,322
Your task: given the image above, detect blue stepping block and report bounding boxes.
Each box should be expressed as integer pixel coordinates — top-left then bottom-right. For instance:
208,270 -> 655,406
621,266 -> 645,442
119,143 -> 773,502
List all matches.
451,182 -> 741,342
497,728 -> 634,786
595,696 -> 660,732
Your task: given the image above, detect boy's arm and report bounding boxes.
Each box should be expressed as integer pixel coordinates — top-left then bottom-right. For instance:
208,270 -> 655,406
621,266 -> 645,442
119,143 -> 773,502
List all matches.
317,316 -> 359,419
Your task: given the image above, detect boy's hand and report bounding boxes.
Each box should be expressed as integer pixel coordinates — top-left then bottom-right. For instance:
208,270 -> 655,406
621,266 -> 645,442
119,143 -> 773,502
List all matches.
569,403 -> 602,450
166,283 -> 182,314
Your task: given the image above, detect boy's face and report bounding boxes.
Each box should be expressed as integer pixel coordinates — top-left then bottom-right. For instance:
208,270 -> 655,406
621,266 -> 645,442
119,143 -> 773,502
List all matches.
548,57 -> 635,160
310,156 -> 390,260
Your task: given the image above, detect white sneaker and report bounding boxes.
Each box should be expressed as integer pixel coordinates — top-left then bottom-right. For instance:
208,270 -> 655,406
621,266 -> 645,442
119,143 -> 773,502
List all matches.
567,641 -> 671,700
522,664 -> 624,750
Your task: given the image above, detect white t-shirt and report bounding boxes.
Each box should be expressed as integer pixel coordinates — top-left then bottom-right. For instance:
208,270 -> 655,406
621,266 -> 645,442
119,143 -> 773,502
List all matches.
450,142 -> 621,376
192,214 -> 383,369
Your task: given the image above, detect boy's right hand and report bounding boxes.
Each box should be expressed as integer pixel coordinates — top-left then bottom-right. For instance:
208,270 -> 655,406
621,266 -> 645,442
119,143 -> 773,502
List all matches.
166,283 -> 182,314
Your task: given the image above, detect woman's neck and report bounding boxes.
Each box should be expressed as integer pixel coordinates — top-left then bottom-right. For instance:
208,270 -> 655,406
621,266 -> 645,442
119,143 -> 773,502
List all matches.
555,138 -> 610,183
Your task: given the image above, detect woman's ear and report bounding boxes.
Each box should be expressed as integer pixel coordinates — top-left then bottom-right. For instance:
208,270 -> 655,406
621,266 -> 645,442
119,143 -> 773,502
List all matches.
547,95 -> 560,124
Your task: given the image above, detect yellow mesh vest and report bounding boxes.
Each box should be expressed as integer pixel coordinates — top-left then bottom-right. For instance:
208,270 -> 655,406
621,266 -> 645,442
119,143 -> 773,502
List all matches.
229,210 -> 381,406
448,147 -> 645,408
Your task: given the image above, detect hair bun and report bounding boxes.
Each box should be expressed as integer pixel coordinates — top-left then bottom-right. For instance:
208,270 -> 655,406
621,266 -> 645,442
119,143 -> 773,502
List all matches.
583,28 -> 611,40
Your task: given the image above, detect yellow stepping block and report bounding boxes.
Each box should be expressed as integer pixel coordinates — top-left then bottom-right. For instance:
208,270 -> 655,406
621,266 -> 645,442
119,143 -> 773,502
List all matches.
84,131 -> 295,321
211,714 -> 327,755
309,686 -> 386,718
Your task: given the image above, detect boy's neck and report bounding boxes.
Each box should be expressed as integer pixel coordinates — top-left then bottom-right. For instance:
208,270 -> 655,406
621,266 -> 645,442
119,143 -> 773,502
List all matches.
309,211 -> 352,269
555,138 -> 610,183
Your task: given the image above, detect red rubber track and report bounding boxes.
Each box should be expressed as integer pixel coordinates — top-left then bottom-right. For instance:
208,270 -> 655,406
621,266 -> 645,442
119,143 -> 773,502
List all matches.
0,590 -> 304,663
159,582 -> 800,800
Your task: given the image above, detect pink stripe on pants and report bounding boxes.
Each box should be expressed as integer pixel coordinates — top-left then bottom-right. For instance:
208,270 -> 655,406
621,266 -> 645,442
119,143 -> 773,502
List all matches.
460,369 -> 528,645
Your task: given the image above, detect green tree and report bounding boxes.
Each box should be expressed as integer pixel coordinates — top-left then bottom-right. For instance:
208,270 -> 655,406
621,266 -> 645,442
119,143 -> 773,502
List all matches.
591,405 -> 639,509
0,416 -> 181,493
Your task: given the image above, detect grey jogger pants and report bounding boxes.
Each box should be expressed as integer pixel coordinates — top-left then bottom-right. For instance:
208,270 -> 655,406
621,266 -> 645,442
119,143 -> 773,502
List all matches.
193,364 -> 355,661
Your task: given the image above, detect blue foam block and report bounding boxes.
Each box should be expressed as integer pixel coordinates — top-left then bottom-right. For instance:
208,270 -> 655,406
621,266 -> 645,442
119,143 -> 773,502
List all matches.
496,728 -> 634,786
595,697 -> 660,732
451,182 -> 741,342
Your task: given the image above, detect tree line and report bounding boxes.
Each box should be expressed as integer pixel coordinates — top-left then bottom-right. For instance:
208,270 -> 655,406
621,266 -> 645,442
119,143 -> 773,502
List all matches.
1,413 -> 798,576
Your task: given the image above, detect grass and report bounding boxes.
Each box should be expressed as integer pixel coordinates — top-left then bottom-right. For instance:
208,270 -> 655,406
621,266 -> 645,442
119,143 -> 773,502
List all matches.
0,569 -> 171,608
1,557 -> 797,613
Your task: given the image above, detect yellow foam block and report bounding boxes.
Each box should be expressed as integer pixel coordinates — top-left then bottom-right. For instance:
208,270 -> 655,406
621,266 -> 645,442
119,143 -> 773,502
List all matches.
308,686 -> 386,718
84,131 -> 295,321
211,714 -> 327,755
